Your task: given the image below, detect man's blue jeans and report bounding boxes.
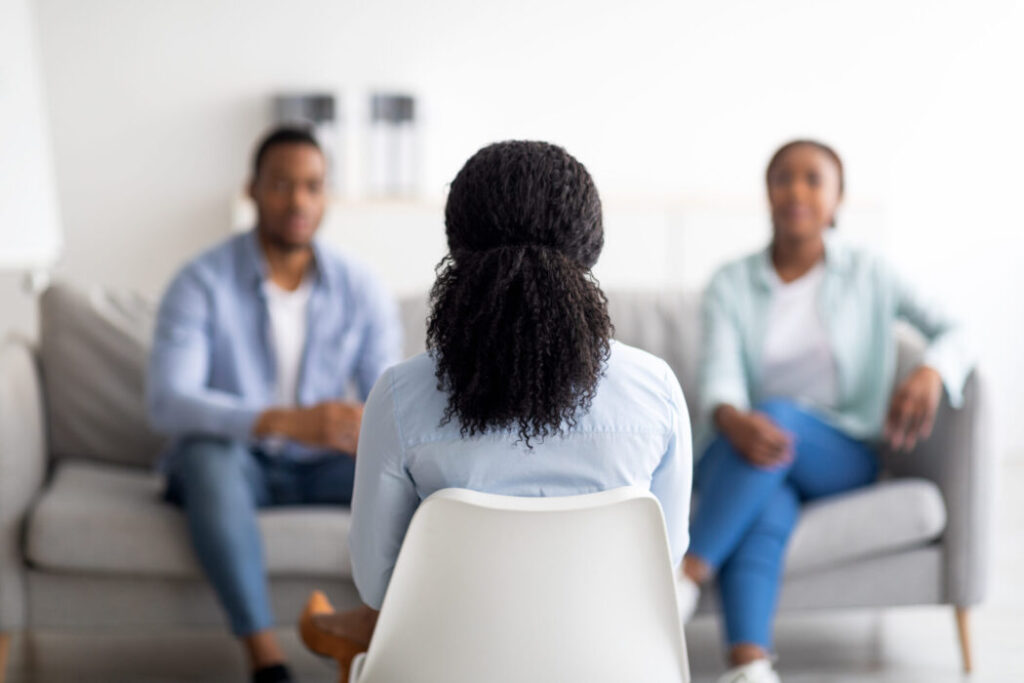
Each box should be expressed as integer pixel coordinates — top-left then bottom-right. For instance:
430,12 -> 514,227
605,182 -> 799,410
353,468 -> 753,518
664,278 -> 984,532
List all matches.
165,437 -> 356,636
688,400 -> 878,650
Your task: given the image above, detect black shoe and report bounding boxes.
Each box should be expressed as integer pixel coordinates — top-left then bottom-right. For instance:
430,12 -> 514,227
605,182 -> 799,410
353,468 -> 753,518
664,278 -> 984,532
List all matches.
252,663 -> 294,683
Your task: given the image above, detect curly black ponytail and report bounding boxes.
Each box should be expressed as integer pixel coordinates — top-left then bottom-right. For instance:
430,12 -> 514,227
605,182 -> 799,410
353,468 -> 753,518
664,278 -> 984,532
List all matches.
426,141 -> 612,446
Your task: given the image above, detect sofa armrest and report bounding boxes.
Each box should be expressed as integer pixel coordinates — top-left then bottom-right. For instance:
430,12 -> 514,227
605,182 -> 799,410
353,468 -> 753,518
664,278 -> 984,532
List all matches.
883,369 -> 993,607
0,336 -> 49,630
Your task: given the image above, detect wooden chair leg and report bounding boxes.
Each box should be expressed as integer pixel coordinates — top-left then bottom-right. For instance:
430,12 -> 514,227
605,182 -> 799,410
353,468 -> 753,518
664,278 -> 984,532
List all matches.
955,606 -> 973,674
0,631 -> 11,683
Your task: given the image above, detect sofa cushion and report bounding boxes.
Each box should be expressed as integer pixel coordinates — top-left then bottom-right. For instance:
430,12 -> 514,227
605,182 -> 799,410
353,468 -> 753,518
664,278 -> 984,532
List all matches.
39,283 -> 166,468
25,461 -> 353,579
783,478 -> 947,575
28,463 -> 944,582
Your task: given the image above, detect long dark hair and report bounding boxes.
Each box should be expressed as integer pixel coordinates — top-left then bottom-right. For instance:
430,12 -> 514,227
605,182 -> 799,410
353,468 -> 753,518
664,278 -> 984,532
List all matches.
426,141 -> 612,446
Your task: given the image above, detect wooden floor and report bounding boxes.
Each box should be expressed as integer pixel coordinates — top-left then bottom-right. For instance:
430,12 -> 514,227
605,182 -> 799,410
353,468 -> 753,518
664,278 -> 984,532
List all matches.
6,460 -> 1023,683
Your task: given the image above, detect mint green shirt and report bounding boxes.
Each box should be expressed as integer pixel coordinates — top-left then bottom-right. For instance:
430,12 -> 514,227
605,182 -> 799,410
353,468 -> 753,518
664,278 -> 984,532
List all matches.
699,235 -> 974,446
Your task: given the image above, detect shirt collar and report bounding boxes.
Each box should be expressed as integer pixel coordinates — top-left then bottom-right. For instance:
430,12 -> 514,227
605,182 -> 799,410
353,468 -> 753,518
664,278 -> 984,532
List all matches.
754,231 -> 852,290
242,228 -> 332,292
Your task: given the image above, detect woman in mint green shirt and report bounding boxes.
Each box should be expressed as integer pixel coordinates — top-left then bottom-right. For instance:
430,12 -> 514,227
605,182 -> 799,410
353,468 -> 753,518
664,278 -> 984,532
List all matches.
678,140 -> 973,683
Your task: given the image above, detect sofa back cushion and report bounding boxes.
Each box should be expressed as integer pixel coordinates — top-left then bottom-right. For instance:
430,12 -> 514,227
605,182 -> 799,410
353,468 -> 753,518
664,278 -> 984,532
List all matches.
38,282 -> 923,467
39,283 -> 166,468
606,290 -> 703,429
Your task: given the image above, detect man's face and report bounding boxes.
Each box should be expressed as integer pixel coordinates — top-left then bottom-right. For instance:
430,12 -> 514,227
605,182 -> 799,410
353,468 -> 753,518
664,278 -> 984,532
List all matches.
249,143 -> 327,250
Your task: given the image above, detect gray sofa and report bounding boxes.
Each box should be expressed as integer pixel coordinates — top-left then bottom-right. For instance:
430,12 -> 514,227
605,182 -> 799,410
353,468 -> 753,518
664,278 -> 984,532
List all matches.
0,283 -> 992,679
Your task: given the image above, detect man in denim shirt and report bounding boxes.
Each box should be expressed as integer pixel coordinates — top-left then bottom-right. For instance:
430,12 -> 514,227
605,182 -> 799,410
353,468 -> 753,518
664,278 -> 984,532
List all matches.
147,127 -> 401,683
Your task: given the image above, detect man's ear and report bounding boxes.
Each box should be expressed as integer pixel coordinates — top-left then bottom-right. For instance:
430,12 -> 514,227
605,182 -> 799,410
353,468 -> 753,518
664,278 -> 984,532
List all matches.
247,177 -> 257,201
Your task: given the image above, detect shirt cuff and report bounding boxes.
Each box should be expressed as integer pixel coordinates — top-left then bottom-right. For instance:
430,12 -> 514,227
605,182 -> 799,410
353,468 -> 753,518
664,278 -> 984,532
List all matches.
218,405 -> 264,442
921,355 -> 968,409
699,386 -> 750,425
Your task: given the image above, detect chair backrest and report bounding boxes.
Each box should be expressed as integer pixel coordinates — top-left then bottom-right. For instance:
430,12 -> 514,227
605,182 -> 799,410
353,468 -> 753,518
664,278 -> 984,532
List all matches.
354,486 -> 690,683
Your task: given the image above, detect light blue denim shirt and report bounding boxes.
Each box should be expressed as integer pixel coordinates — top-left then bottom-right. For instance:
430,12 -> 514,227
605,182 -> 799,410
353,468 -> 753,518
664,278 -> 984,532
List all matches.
349,341 -> 693,609
147,230 -> 402,461
699,234 -> 974,447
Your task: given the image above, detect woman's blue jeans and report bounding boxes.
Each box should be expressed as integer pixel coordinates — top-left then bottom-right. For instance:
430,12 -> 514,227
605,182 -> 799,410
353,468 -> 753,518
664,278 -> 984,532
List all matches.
688,399 -> 878,650
165,437 -> 356,636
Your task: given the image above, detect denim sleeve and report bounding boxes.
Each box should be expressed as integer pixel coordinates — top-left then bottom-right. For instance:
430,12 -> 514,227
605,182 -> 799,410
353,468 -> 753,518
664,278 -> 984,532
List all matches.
887,261 -> 975,408
353,273 -> 404,402
699,270 -> 751,422
349,367 -> 419,609
146,267 -> 262,440
650,364 -> 693,569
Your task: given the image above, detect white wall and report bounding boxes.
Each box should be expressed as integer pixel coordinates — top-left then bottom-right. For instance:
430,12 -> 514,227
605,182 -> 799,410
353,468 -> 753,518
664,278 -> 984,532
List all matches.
0,0 -> 62,270
25,0 -> 1024,457
0,0 -> 61,339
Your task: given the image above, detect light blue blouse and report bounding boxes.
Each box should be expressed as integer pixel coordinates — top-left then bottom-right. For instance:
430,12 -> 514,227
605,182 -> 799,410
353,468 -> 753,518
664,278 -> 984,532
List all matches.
699,234 -> 974,447
349,341 -> 693,609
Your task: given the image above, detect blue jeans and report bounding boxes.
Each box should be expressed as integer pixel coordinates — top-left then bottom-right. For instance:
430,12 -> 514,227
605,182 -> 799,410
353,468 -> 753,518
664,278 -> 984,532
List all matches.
688,400 -> 878,650
165,437 -> 356,636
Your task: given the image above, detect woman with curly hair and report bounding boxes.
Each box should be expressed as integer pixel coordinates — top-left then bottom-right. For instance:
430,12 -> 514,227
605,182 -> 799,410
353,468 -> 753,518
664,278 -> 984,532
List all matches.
298,140 -> 693,678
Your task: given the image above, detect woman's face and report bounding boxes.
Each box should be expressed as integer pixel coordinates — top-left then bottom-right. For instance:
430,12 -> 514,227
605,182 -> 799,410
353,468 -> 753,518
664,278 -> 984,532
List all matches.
767,145 -> 842,242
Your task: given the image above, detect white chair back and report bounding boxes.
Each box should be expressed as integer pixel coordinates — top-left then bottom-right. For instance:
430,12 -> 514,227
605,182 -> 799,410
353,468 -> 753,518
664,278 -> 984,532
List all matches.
351,485 -> 690,683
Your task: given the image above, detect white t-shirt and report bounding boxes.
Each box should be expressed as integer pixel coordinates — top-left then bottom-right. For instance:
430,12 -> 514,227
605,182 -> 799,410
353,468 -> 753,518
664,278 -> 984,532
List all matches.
264,276 -> 313,407
760,261 -> 838,409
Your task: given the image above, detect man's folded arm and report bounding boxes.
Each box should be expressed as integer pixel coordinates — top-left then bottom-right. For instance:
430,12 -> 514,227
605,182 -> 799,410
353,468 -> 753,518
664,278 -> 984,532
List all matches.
147,268 -> 263,441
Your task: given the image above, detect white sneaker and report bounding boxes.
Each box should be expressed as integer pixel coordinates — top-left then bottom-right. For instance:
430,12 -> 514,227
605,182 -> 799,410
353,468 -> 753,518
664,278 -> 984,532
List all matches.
675,573 -> 700,623
715,659 -> 781,683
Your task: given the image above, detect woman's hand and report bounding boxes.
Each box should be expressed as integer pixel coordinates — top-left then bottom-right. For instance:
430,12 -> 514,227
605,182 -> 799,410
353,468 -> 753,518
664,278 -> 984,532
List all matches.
714,404 -> 794,468
885,366 -> 943,452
